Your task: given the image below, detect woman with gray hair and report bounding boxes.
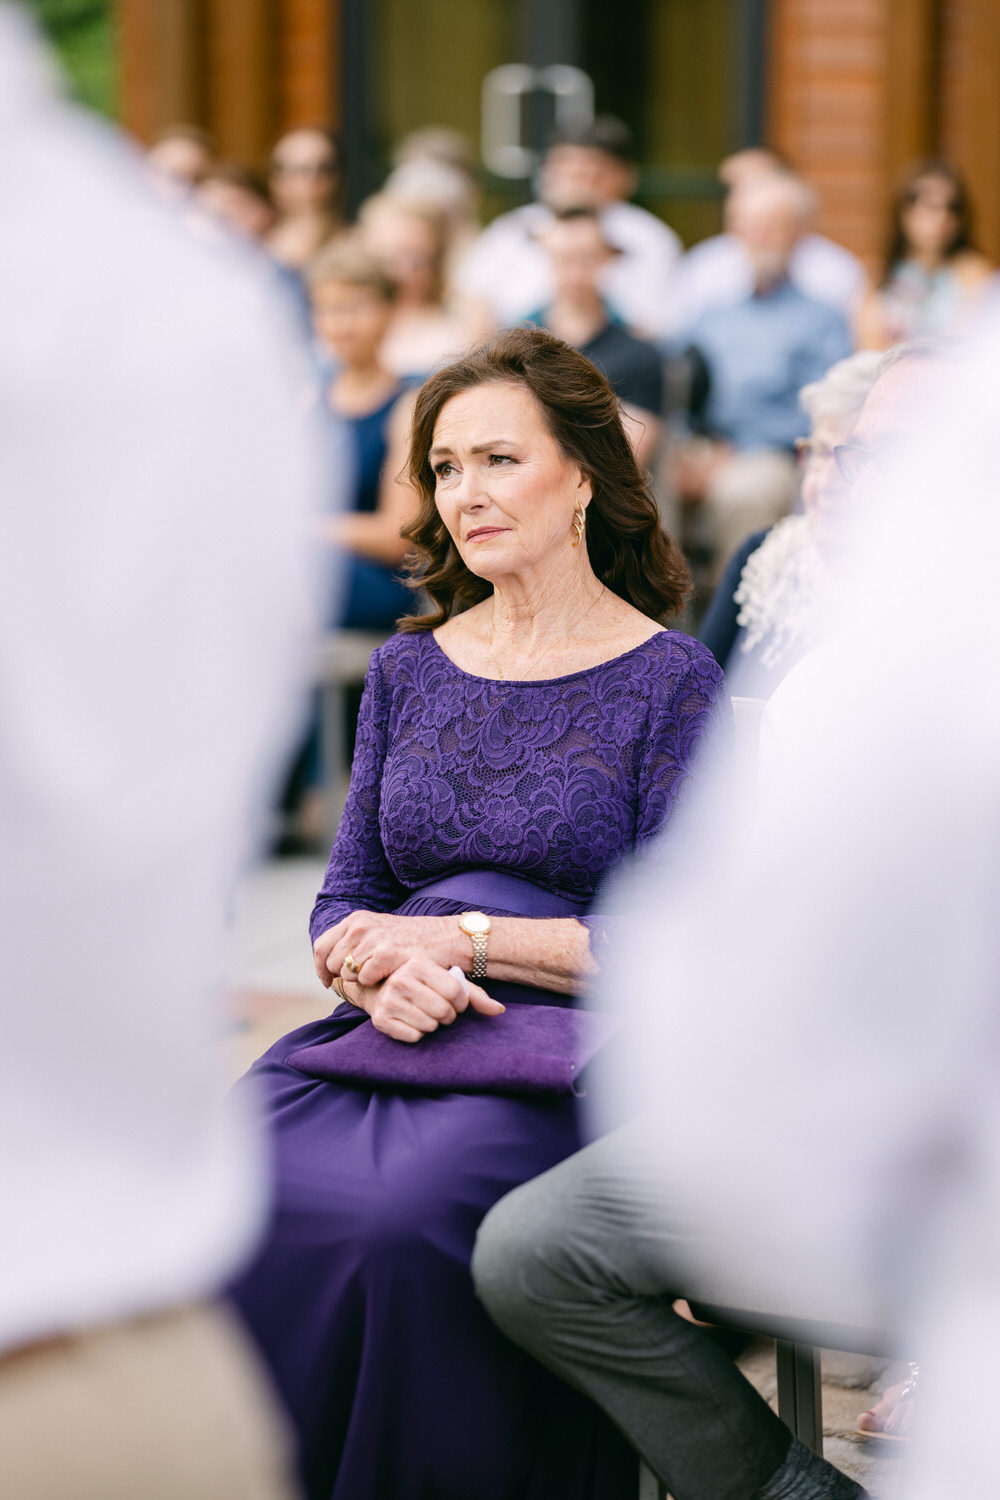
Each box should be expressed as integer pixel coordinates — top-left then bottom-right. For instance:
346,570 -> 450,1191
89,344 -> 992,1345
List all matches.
699,350 -> 883,696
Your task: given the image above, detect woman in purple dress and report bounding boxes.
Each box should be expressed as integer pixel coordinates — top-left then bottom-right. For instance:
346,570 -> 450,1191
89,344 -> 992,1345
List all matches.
232,327 -> 727,1499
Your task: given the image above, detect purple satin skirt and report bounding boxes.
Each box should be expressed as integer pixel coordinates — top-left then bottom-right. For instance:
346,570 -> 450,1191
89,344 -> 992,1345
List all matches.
229,872 -> 635,1500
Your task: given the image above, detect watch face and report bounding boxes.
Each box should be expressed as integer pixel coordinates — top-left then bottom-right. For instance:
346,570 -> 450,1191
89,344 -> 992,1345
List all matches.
462,911 -> 491,935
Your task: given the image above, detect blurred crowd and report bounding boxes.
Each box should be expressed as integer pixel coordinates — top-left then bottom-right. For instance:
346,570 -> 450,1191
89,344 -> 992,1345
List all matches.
145,115 -> 997,654
142,114 -> 999,857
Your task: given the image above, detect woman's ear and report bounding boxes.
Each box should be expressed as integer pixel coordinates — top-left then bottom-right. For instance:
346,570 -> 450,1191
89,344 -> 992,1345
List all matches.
577,471 -> 594,508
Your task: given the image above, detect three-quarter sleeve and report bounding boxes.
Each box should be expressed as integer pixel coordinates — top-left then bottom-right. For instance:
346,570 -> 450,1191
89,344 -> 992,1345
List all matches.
634,642 -> 729,851
309,650 -> 406,943
579,641 -> 730,959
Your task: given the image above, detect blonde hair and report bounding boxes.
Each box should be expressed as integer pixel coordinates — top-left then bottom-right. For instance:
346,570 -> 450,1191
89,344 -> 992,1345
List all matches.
306,236 -> 397,302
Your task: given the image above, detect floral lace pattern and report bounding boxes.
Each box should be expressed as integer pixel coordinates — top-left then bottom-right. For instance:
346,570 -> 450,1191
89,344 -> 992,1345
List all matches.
310,630 -> 726,941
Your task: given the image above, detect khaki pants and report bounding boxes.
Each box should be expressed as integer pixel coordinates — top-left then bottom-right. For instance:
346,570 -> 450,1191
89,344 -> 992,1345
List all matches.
703,448 -> 800,578
0,1302 -> 299,1500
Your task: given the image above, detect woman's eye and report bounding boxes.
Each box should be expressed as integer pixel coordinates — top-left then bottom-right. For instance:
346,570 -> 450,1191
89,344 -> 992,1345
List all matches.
488,454 -> 513,466
433,462 -> 454,479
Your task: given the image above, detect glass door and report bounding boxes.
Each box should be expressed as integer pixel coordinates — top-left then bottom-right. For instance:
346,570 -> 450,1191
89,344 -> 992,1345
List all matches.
362,0 -> 765,243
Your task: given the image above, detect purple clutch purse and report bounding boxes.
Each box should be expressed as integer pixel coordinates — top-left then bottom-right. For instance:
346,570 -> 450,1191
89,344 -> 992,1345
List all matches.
287,1003 -> 620,1097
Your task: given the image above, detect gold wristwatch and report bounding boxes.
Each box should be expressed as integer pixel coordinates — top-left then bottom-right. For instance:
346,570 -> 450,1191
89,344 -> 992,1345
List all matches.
458,910 -> 491,980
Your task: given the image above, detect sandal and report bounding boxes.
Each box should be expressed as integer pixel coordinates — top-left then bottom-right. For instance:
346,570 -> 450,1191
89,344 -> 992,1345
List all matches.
856,1361 -> 919,1443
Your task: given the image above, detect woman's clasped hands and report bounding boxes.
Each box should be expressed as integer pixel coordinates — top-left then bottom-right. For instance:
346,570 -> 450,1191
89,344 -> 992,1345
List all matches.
313,911 -> 504,1044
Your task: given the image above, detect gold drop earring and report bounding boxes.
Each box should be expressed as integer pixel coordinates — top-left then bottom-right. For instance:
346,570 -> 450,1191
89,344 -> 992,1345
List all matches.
571,502 -> 586,547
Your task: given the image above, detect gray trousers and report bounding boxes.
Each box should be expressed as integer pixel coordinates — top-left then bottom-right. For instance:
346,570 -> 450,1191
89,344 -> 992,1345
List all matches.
472,1125 -> 794,1500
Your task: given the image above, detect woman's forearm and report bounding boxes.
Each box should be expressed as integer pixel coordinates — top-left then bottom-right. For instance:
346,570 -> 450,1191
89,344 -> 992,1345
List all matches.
325,512 -> 409,566
475,916 -> 597,993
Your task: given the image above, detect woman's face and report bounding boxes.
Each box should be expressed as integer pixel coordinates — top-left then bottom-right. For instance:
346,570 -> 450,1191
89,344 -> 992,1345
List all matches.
429,382 -> 591,586
312,281 -> 393,366
270,129 -> 339,216
900,175 -> 961,260
798,413 -> 854,518
365,207 -> 438,303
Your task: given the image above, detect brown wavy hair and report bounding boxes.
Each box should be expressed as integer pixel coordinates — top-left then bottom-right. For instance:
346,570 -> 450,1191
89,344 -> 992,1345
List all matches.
398,326 -> 690,631
882,160 -> 976,285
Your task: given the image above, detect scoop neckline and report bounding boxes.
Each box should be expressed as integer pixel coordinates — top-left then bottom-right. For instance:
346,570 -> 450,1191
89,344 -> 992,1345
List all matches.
426,627 -> 670,686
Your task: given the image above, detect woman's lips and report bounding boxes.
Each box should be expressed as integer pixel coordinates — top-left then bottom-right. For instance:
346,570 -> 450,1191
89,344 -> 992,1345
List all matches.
465,527 -> 509,542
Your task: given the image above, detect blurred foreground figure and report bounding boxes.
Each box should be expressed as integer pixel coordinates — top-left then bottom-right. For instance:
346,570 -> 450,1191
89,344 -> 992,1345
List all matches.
477,300 -> 1000,1497
0,8 -> 318,1496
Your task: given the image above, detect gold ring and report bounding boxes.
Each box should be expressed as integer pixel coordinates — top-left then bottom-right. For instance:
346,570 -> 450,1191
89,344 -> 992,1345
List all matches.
343,953 -> 361,976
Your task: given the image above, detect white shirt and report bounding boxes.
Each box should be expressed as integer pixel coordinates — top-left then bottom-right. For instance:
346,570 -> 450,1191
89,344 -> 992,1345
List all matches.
0,5 -> 321,1354
668,230 -> 867,336
454,199 -> 683,339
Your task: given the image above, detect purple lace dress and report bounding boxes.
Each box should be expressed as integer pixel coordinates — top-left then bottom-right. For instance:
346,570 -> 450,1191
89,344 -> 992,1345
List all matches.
232,629 -> 726,1500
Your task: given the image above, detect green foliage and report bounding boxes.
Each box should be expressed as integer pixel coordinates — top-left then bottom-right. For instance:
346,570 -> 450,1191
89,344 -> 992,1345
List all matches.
22,0 -> 116,117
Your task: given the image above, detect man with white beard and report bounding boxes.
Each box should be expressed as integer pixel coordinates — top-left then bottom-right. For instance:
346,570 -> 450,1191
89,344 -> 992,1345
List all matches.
474,320 -> 1000,1500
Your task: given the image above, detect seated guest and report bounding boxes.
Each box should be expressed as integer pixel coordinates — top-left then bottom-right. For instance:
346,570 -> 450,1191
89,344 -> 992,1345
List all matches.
699,350 -> 881,696
381,125 -> 484,276
471,346 -> 949,1500
197,160 -> 276,242
455,117 -> 682,339
529,207 -> 665,468
230,327 -> 726,1500
266,126 -> 343,271
145,123 -> 214,194
858,161 -> 994,349
196,162 -> 314,340
358,192 -> 483,378
308,239 -> 417,629
669,150 -> 866,333
675,172 -> 853,573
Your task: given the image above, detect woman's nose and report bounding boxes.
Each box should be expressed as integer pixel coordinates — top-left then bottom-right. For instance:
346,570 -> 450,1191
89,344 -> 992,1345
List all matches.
455,470 -> 488,509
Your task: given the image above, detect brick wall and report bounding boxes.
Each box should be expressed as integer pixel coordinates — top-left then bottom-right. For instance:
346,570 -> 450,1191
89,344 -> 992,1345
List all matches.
115,0 -> 338,162
117,0 -> 999,261
768,0 -> 1000,269
939,0 -> 1000,259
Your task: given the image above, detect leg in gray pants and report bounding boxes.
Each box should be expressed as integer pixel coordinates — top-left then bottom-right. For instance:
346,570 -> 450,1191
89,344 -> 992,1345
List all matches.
472,1127 -> 864,1500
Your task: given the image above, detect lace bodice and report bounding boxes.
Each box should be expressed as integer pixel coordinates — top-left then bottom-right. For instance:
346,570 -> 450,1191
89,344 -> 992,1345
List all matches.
310,629 -> 726,941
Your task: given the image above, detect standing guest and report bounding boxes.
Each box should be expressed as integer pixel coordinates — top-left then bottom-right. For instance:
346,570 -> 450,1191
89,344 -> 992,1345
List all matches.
699,350 -> 882,696
455,116 -> 682,339
358,192 -> 483,379
669,152 -> 866,333
858,161 -> 994,349
675,172 -> 852,573
267,126 -> 343,270
530,206 -> 665,469
145,122 -> 215,192
309,239 -> 417,628
229,327 -> 726,1500
0,6 -> 318,1496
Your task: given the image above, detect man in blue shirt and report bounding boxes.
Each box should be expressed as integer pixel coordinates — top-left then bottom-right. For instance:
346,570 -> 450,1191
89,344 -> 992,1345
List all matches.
675,173 -> 853,573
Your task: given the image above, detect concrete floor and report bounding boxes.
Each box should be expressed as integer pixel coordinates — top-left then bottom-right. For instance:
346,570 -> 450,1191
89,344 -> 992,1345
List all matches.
736,1342 -> 906,1498
225,856 -> 911,1498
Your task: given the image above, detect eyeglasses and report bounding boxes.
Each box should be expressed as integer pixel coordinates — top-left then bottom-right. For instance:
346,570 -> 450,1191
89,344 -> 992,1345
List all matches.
271,160 -> 338,178
794,437 -> 838,467
832,442 -> 876,486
